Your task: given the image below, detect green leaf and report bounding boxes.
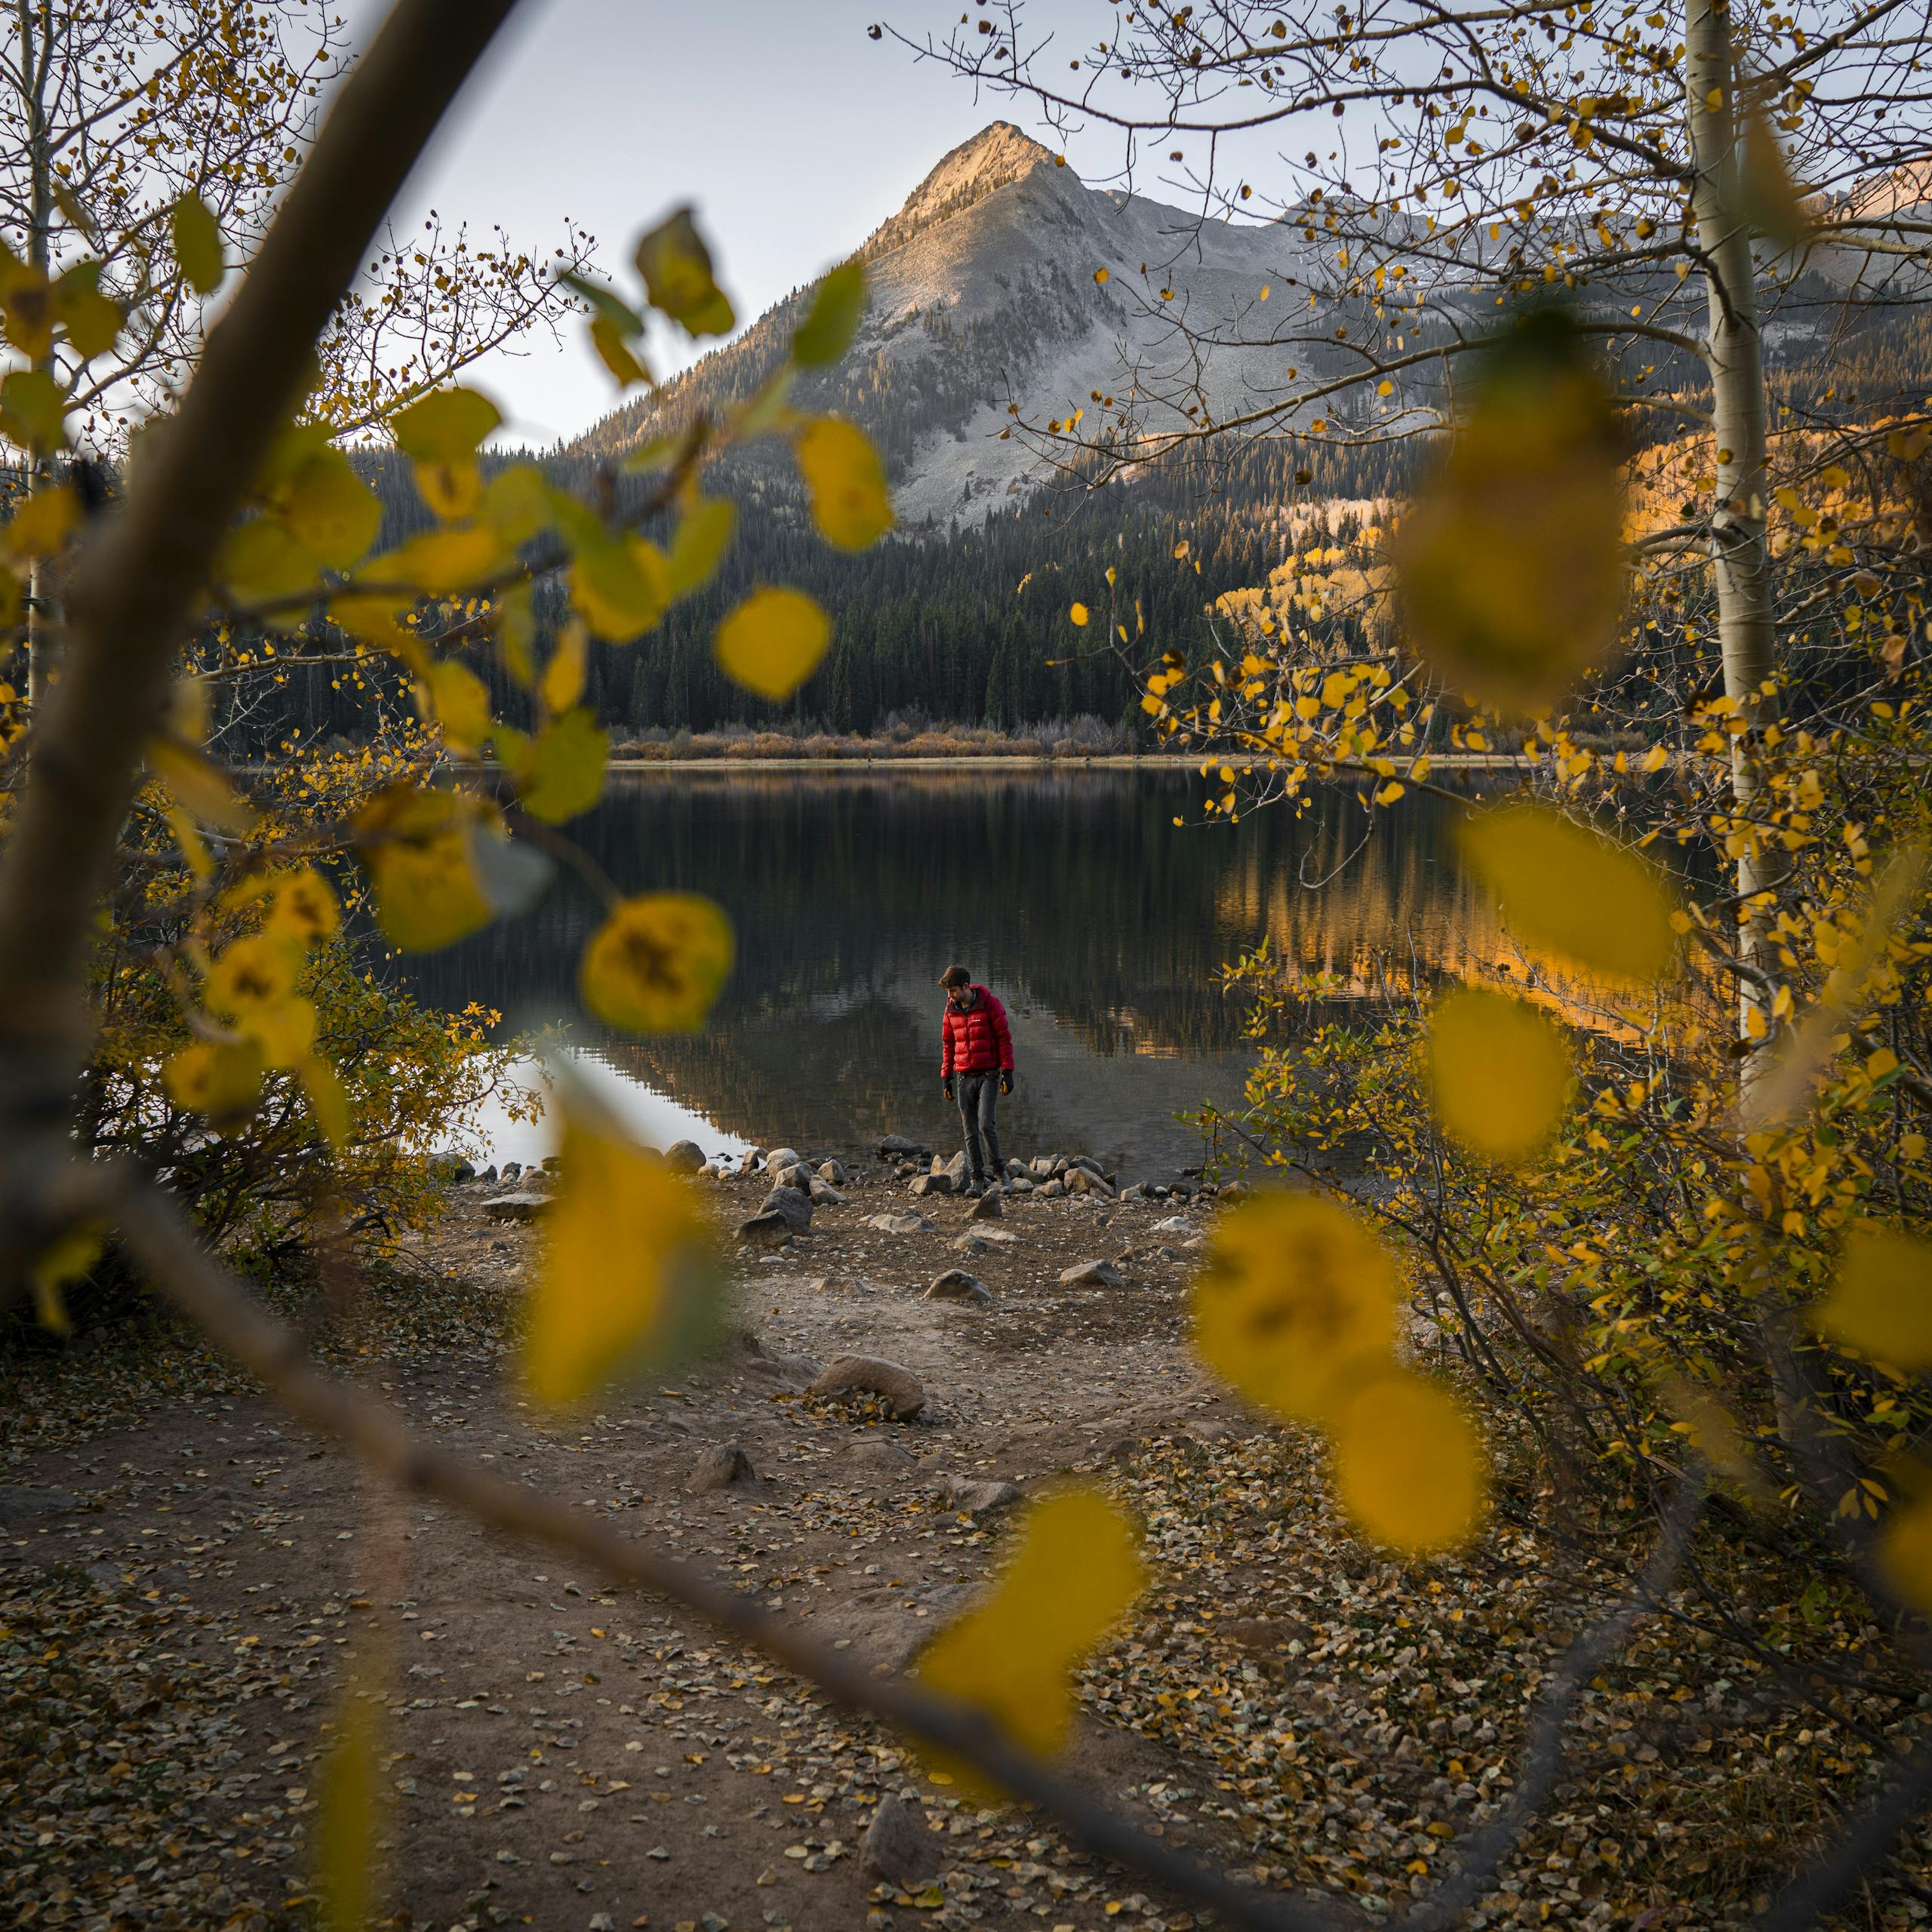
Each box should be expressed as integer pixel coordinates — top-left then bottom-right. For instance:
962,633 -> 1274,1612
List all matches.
556,269 -> 645,338
171,195 -> 226,295
516,708 -> 608,825
53,261 -> 123,359
792,260 -> 867,367
667,497 -> 737,599
635,206 -> 734,338
0,368 -> 66,454
392,386 -> 502,464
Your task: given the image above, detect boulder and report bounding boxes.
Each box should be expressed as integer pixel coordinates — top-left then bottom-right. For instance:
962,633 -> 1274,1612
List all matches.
1060,1258 -> 1125,1289
770,1160 -> 814,1193
1030,1155 -> 1057,1177
808,1179 -> 848,1206
501,1160 -> 524,1180
818,1158 -> 849,1186
878,1134 -> 929,1160
1039,1178 -> 1066,1199
735,1212 -> 793,1248
758,1186 -> 813,1232
478,1164 -> 499,1184
968,1189 -> 1004,1221
431,1154 -> 476,1185
943,1149 -> 970,1188
808,1355 -> 927,1420
764,1146 -> 801,1173
866,1211 -> 940,1235
662,1139 -> 706,1174
483,1192 -> 551,1223
1219,1180 -> 1254,1204
951,1227 -> 1019,1252
541,1155 -> 562,1173
1005,1157 -> 1029,1177
1066,1168 -> 1116,1199
861,1795 -> 943,1887
942,1474 -> 1022,1516
924,1269 -> 992,1307
909,1173 -> 952,1198
1008,1176 -> 1035,1194
685,1444 -> 758,1494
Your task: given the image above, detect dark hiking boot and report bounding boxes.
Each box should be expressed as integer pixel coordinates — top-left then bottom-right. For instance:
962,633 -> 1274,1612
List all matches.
962,1178 -> 986,1198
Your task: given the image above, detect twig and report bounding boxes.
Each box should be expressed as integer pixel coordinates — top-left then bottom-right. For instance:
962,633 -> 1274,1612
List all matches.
102,1164 -> 1341,1932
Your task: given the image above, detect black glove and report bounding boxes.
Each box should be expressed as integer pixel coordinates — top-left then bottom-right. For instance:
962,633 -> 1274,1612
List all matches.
1000,1069 -> 1014,1096
942,1079 -> 955,1102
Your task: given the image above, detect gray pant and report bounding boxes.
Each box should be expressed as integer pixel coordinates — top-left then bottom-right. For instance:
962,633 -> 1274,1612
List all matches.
955,1071 -> 1004,1183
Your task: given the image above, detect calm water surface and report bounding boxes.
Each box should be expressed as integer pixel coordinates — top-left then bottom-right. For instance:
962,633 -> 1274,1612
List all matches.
401,767 -> 1505,1177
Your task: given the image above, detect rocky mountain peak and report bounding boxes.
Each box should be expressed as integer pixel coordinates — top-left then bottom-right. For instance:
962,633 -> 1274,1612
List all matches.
863,121 -> 1063,257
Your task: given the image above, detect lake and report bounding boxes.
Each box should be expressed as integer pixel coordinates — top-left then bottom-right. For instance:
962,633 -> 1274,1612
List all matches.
399,764 -> 1505,1179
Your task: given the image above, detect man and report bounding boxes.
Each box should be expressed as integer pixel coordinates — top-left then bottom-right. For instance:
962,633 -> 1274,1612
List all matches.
939,964 -> 1014,1197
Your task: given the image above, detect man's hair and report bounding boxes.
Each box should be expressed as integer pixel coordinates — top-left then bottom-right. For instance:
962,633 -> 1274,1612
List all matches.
939,964 -> 971,989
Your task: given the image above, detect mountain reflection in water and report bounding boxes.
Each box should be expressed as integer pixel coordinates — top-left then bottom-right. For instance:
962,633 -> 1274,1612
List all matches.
397,767 -> 1501,1176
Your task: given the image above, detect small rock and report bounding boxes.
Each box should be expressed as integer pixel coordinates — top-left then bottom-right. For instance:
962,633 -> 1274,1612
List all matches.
809,1180 -> 849,1206
878,1134 -> 929,1159
501,1160 -> 524,1180
923,1269 -> 992,1307
685,1444 -> 758,1494
866,1211 -> 940,1235
909,1173 -> 952,1198
1030,1155 -> 1057,1177
735,1212 -> 793,1248
1008,1176 -> 1035,1193
764,1146 -> 802,1173
818,1158 -> 849,1186
483,1192 -> 551,1223
1219,1179 -> 1254,1203
662,1139 -> 706,1174
1060,1258 -> 1125,1288
1065,1168 -> 1116,1199
968,1189 -> 1004,1220
942,1475 -> 1022,1516
0,1484 -> 82,1521
758,1185 -> 813,1231
542,1155 -> 562,1173
942,1149 -> 970,1187
861,1795 -> 943,1887
808,1356 -> 927,1420
1152,1215 -> 1194,1237
844,1437 -> 916,1475
1039,1178 -> 1066,1199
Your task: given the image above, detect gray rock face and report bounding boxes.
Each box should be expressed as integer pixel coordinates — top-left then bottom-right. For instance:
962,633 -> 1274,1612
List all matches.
923,1269 -> 992,1307
1060,1258 -> 1125,1288
685,1444 -> 758,1494
942,1474 -> 1022,1515
861,1795 -> 943,1887
662,1139 -> 706,1174
867,1211 -> 940,1235
735,1212 -> 794,1248
909,1173 -> 952,1198
968,1188 -> 1004,1220
878,1133 -> 928,1159
759,1186 -> 814,1231
483,1192 -> 552,1223
817,1158 -> 849,1186
808,1355 -> 927,1420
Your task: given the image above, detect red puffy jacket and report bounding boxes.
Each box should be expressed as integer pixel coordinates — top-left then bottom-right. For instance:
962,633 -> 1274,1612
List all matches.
940,986 -> 1014,1078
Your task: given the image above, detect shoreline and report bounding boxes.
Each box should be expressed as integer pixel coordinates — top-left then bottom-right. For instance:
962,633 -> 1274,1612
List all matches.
454,751 -> 1541,774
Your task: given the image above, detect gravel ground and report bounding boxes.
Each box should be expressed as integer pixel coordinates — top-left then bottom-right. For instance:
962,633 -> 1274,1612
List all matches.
2,1154 -> 1927,1932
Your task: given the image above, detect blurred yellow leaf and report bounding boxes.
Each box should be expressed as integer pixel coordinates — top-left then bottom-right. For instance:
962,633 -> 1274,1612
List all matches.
1191,1192 -> 1401,1423
148,735 -> 255,833
352,786 -> 494,952
301,1054 -> 351,1152
1427,987 -> 1574,1163
281,447 -> 382,571
315,1683 -> 383,1932
164,1039 -> 264,1126
525,1090 -> 724,1407
5,484 -> 78,561
392,386 -> 501,464
419,660 -> 493,753
591,314 -> 651,389
481,463 -> 553,546
918,1490 -> 1144,1797
1740,99 -> 1811,248
53,261 -> 122,359
668,497 -> 737,599
540,623 -> 588,716
1460,805 -> 1675,985
1331,1369 -> 1486,1553
389,525 -> 505,594
515,707 -> 608,825
267,866 -> 340,945
635,206 -> 734,337
217,517 -> 318,605
792,260 -> 867,367
795,417 -> 894,551
170,194 -> 226,294
581,893 -> 734,1033
1069,603 -> 1090,627
572,534 -> 669,642
206,933 -> 301,1015
1393,312 -> 1622,710
715,586 -> 830,700
0,368 -> 66,453
0,259 -> 54,356
1814,1221 -> 1932,1369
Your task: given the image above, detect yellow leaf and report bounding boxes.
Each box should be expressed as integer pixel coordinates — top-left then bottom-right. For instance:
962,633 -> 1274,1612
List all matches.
352,786 -> 494,952
0,260 -> 54,358
5,484 -> 78,561
572,534 -> 669,642
389,525 -> 505,595
539,623 -> 588,716
170,194 -> 226,294
1069,603 -> 1090,627
635,206 -> 735,337
205,934 -> 302,1015
1392,312 -> 1622,710
715,587 -> 830,700
1094,266 -> 1110,285
1331,1370 -> 1486,1554
792,259 -> 867,368
515,707 -> 608,826
417,660 -> 492,753
1460,805 -> 1675,985
525,1088 -> 724,1407
164,1039 -> 265,1127
481,463 -> 553,546
217,517 -> 320,605
591,314 -> 651,389
281,447 -> 382,571
267,866 -> 340,946
1814,1221 -> 1932,1370
148,735 -> 255,833
53,262 -> 122,360
300,1054 -> 351,1152
1191,1192 -> 1401,1423
392,386 -> 502,464
315,1681 -> 383,1932
1881,1488 -> 1932,1611
1427,987 -> 1574,1163
0,368 -> 66,454
918,1490 -> 1144,1797
1740,100 -> 1810,247
581,894 -> 734,1033
668,497 -> 737,599
795,417 -> 894,551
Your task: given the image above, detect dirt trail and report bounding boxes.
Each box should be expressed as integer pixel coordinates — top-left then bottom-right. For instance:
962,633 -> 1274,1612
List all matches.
2,1158 -> 1263,1932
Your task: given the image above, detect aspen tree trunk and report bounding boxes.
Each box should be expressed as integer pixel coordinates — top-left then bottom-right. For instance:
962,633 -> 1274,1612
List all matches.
17,0 -> 54,715
1684,0 -> 1783,1091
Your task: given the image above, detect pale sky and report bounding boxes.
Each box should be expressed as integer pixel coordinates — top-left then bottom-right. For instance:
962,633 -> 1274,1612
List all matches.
340,1 -> 1077,445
